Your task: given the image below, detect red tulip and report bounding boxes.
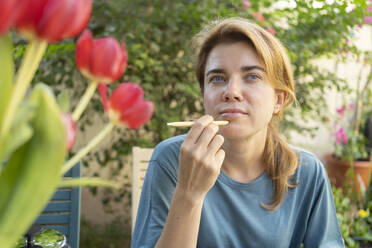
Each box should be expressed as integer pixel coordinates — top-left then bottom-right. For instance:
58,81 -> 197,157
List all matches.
15,0 -> 92,42
0,0 -> 19,36
98,83 -> 154,129
76,30 -> 128,84
62,113 -> 77,151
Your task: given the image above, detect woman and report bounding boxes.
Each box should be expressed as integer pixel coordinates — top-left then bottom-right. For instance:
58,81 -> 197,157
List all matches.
131,17 -> 344,248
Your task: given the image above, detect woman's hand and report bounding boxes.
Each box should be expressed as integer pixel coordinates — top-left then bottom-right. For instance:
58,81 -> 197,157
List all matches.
177,115 -> 225,203
155,115 -> 225,247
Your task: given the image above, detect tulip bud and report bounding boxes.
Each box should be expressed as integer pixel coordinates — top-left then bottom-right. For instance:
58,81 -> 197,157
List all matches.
109,83 -> 143,113
15,0 -> 92,42
120,101 -> 155,129
76,30 -> 128,84
62,113 -> 77,151
0,0 -> 19,36
99,83 -> 154,129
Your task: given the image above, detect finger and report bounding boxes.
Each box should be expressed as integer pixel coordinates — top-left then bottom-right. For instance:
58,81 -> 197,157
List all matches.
195,123 -> 219,148
183,115 -> 213,147
206,134 -> 224,157
214,149 -> 225,169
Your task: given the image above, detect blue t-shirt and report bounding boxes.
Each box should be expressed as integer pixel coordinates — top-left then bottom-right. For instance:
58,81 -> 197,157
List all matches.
131,134 -> 344,248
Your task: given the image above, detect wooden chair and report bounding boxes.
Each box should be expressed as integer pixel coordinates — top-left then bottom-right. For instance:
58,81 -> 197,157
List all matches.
131,147 -> 154,233
34,162 -> 81,248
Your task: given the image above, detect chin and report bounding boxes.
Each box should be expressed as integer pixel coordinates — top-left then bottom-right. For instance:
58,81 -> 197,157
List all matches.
219,124 -> 251,139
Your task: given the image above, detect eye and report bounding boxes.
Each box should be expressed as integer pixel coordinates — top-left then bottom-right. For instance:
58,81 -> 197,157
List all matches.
244,74 -> 261,82
209,75 -> 226,84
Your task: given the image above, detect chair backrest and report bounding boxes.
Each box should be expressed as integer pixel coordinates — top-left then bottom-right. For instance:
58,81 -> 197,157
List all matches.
34,162 -> 81,248
132,147 -> 154,233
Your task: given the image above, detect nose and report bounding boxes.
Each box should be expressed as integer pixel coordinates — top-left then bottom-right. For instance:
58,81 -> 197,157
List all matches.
222,76 -> 243,102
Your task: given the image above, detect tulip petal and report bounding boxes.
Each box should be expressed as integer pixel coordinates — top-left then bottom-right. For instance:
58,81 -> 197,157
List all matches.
0,0 -> 19,36
76,29 -> 93,73
62,0 -> 92,38
111,43 -> 128,82
122,101 -> 154,129
16,0 -> 91,42
98,83 -> 109,111
15,0 -> 49,38
37,0 -> 76,42
90,37 -> 125,83
61,113 -> 76,151
109,83 -> 143,114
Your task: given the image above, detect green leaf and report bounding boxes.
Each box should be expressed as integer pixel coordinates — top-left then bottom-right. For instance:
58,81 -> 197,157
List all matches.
57,90 -> 70,113
59,177 -> 120,190
1,102 -> 35,159
0,34 -> 14,127
0,84 -> 66,248
362,232 -> 372,241
0,34 -> 14,163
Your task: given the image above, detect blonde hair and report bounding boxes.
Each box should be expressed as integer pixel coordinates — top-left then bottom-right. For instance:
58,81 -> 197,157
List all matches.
192,17 -> 299,211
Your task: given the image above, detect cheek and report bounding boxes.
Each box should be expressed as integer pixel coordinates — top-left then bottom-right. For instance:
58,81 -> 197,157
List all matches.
203,92 -> 218,113
248,89 -> 276,114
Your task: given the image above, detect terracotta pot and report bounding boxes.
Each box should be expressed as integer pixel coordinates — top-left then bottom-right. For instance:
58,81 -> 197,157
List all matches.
324,153 -> 372,193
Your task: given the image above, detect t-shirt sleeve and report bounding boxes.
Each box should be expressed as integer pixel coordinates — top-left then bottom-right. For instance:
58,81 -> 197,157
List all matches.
302,159 -> 345,248
131,159 -> 177,248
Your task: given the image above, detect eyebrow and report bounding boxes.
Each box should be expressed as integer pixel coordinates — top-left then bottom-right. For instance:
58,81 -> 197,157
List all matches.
206,65 -> 265,77
241,65 -> 265,72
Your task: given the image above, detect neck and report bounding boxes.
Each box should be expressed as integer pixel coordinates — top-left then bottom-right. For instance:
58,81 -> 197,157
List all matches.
221,128 -> 267,182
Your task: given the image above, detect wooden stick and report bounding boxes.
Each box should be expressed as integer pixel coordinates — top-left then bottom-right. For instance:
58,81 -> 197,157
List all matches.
167,120 -> 229,127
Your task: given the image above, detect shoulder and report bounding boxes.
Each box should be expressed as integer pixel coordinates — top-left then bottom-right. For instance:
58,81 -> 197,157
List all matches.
148,134 -> 187,176
151,134 -> 186,161
289,145 -> 328,187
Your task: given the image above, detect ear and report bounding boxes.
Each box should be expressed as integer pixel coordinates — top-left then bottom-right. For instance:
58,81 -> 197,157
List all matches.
274,90 -> 287,114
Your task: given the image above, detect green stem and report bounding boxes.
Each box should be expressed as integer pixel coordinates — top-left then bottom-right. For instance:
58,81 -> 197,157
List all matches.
71,81 -> 97,121
59,177 -> 120,189
0,39 -> 47,141
61,122 -> 115,175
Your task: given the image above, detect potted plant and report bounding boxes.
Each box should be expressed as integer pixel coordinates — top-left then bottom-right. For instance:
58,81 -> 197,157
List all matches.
324,58 -> 372,200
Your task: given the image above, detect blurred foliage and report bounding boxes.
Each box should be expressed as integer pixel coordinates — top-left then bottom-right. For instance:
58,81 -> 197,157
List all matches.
333,180 -> 372,247
80,216 -> 131,248
17,0 -> 370,217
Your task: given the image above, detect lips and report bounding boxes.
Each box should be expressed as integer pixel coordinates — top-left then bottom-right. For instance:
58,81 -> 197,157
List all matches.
220,108 -> 247,114
219,108 -> 248,119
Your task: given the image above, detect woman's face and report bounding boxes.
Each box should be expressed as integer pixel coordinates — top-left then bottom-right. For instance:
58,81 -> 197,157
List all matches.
203,41 -> 284,139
